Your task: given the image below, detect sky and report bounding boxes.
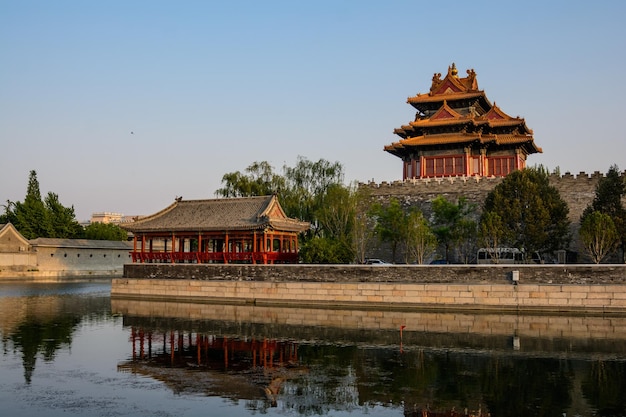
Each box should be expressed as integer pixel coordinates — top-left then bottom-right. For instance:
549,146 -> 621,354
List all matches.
1,1 -> 625,221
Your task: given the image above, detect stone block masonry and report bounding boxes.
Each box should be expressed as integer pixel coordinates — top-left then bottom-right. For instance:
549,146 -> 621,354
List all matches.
113,264 -> 626,313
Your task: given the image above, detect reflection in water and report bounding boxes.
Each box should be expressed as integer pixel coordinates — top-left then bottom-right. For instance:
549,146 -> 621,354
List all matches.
114,298 -> 626,417
2,282 -> 626,417
0,281 -> 111,384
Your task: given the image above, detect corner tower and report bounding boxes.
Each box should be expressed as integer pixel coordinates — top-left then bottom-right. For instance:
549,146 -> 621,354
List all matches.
384,64 -> 542,179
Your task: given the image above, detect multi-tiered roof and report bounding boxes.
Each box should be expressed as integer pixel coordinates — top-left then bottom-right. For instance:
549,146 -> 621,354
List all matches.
385,64 -> 542,179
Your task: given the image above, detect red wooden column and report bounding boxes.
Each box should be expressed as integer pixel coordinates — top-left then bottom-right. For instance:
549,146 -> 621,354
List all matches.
197,232 -> 202,263
171,233 -> 176,263
262,231 -> 268,265
252,231 -> 257,264
480,148 -> 487,176
224,233 -> 229,264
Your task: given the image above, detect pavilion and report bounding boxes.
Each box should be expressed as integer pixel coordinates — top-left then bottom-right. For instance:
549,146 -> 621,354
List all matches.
122,195 -> 309,264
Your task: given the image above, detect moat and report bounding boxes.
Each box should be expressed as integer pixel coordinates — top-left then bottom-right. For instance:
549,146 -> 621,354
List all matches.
1,280 -> 625,417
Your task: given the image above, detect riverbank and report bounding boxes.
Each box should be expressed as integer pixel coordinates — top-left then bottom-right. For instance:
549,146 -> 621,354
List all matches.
112,264 -> 626,313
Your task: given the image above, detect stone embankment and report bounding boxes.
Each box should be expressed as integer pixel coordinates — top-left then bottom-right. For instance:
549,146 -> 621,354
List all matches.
112,264 -> 626,314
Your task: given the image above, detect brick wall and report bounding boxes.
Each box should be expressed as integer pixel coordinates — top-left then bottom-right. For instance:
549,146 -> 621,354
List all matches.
115,264 -> 626,313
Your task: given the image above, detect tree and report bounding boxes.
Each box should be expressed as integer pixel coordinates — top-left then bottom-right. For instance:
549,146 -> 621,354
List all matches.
351,187 -> 376,264
215,161 -> 285,197
314,183 -> 356,263
45,192 -> 83,238
83,222 -> 128,241
215,157 -> 344,225
482,168 -> 570,259
4,171 -> 84,240
405,209 -> 437,264
370,197 -> 406,263
0,200 -> 17,225
11,170 -> 52,239
478,211 -> 512,264
579,211 -> 619,263
430,196 -> 477,263
281,156 -> 344,224
215,157 -> 347,263
298,236 -> 353,264
581,165 -> 626,263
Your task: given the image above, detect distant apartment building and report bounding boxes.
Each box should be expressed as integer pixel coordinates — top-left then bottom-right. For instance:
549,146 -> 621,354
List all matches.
90,212 -> 137,224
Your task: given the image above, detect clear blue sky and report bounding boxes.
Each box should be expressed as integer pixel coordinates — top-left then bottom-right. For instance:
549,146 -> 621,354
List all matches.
2,0 -> 625,221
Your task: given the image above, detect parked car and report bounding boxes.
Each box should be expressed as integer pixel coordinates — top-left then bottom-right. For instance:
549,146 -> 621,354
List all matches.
365,258 -> 391,265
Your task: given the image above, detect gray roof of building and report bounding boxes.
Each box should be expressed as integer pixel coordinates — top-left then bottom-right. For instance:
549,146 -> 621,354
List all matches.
121,195 -> 310,234
29,238 -> 133,250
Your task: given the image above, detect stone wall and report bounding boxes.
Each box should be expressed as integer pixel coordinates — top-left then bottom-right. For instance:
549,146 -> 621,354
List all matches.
0,246 -> 133,279
111,298 -> 626,345
360,171 -> 626,262
114,264 -> 626,313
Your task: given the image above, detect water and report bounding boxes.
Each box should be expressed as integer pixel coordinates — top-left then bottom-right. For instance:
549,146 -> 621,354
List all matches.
1,281 -> 625,417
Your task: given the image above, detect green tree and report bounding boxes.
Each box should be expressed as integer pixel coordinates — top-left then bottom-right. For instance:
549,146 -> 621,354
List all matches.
370,197 -> 406,263
215,157 -> 344,225
44,192 -> 83,238
351,187 -> 376,264
0,200 -> 17,224
215,161 -> 285,198
11,170 -> 52,239
431,196 -> 477,263
298,236 -> 353,264
215,157 -> 347,262
579,211 -> 619,264
83,222 -> 128,241
482,168 -> 570,259
478,211 -> 512,263
405,209 -> 437,264
281,156 -> 344,224
581,164 -> 626,263
314,183 -> 356,263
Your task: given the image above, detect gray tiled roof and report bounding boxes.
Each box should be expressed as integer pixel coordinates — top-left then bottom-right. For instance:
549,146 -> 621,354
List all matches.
122,195 -> 310,233
29,238 -> 133,250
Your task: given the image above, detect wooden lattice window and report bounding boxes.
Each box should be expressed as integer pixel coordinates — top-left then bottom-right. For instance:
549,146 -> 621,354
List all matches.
424,155 -> 464,177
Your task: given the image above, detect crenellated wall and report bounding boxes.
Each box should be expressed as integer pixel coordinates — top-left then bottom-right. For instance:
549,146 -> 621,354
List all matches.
360,171 -> 626,262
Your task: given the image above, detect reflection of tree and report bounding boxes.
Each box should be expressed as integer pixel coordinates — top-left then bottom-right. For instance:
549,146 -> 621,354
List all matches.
11,318 -> 78,383
1,294 -> 110,384
481,357 -> 572,417
582,360 -> 626,415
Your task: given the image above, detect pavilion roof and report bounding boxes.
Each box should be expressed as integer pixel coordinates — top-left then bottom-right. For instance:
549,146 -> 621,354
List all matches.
122,195 -> 310,234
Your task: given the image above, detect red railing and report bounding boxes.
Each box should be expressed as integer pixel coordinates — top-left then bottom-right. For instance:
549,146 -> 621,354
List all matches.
130,251 -> 299,264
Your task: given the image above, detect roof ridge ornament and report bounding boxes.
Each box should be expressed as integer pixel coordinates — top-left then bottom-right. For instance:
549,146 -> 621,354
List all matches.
449,62 -> 458,77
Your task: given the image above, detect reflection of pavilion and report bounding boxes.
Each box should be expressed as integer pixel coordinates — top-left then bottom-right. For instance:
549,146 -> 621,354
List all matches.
118,327 -> 306,406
